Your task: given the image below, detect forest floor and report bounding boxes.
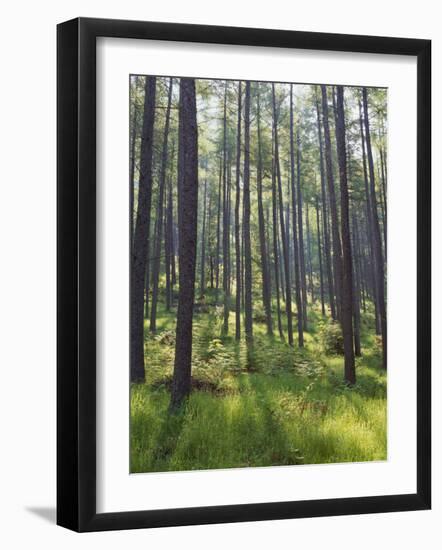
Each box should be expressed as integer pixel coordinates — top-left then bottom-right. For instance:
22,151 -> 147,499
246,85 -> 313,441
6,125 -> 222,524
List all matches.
130,292 -> 387,473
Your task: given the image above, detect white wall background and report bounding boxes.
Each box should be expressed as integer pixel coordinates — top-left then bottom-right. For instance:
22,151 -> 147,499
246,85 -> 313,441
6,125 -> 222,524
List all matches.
0,1 -> 439,548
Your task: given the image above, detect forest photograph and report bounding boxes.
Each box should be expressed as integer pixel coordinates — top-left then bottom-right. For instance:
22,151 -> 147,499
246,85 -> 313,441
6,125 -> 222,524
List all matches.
130,74 -> 387,474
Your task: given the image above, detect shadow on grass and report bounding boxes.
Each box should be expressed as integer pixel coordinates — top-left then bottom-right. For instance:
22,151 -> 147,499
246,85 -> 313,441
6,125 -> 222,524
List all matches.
150,403 -> 188,465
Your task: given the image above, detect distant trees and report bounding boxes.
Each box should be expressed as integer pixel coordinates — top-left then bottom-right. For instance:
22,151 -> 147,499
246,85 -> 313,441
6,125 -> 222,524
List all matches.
130,75 -> 388,394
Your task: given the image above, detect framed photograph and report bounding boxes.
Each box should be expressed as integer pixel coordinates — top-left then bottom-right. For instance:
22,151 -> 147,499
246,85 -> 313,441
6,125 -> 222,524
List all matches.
57,17 -> 431,532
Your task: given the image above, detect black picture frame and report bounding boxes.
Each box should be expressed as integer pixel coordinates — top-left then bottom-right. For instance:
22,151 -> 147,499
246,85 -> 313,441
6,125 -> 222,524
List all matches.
57,17 -> 431,532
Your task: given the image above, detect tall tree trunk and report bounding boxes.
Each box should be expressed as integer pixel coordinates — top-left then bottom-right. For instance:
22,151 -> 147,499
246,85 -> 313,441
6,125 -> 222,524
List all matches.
215,157 -> 222,303
354,214 -> 367,314
363,87 -> 387,370
272,134 -> 283,340
199,178 -> 207,299
170,78 -> 199,409
351,214 -> 362,357
243,81 -> 253,355
150,78 -> 173,332
306,203 -> 314,303
272,84 -> 293,345
321,84 -> 343,321
222,83 -> 230,334
296,129 -> 308,330
171,222 -> 177,286
335,85 -> 356,385
256,85 -> 273,336
234,82 -> 242,340
358,98 -> 380,334
316,195 -> 326,316
130,77 -> 139,252
130,76 -> 156,383
290,86 -> 304,346
165,177 -> 173,310
315,91 -> 336,319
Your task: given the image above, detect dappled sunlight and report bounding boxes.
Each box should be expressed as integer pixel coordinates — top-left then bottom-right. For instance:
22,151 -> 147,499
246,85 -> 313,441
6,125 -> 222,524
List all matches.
131,303 -> 386,472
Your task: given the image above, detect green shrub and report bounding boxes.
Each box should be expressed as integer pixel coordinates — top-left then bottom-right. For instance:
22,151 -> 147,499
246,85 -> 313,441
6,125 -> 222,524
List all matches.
154,329 -> 176,346
253,305 -> 268,324
320,321 -> 344,355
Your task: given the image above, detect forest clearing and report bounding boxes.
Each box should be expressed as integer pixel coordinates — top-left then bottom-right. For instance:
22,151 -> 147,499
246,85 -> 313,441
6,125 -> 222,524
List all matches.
130,76 -> 387,472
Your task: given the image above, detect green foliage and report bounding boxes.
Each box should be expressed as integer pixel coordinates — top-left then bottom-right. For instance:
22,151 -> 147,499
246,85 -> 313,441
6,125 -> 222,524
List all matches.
131,304 -> 387,473
319,320 -> 344,355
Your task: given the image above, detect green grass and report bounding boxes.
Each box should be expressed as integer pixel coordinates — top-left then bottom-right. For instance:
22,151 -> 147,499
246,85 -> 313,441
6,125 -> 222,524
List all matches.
131,295 -> 386,473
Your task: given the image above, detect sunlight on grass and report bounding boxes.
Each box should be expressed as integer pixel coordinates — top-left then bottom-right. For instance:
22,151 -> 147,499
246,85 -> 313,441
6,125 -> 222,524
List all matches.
131,300 -> 386,473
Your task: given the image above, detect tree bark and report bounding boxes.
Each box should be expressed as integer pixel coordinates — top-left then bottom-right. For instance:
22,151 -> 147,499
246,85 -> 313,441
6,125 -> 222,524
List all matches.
256,85 -> 273,336
321,85 -> 343,322
315,91 -> 336,319
130,76 -> 156,383
165,176 -> 174,311
199,178 -> 208,299
296,129 -> 308,330
215,157 -> 222,303
316,195 -> 326,316
335,85 -> 356,384
272,84 -> 293,344
351,214 -> 362,357
130,76 -> 139,252
363,87 -> 387,370
170,78 -> 199,409
289,85 -> 304,346
306,203 -> 314,303
234,82 -> 242,340
222,83 -> 230,334
150,78 -> 173,332
243,81 -> 253,354
358,98 -> 380,334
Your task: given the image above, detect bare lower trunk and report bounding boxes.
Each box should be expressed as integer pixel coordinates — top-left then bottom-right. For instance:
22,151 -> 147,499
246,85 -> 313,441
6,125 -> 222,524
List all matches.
130,76 -> 156,383
243,81 -> 253,356
170,78 -> 199,409
335,85 -> 356,385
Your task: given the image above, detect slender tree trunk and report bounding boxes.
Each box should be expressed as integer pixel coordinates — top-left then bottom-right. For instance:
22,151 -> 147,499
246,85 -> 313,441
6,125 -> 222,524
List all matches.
272,133 -> 283,340
130,77 -> 139,252
315,91 -> 336,320
316,195 -> 326,316
296,130 -> 308,329
150,78 -> 173,332
215,157 -> 222,303
227,161 -> 232,296
306,203 -> 314,303
243,81 -> 253,355
272,84 -> 293,344
321,84 -> 343,321
256,85 -> 273,336
200,178 -> 207,299
358,99 -> 380,334
363,87 -> 387,370
290,86 -> 303,346
165,177 -> 173,310
170,78 -> 199,409
351,214 -> 362,357
130,76 -> 156,383
335,85 -> 356,384
171,222 -> 177,287
355,215 -> 367,314
234,82 -> 242,340
222,84 -> 230,334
